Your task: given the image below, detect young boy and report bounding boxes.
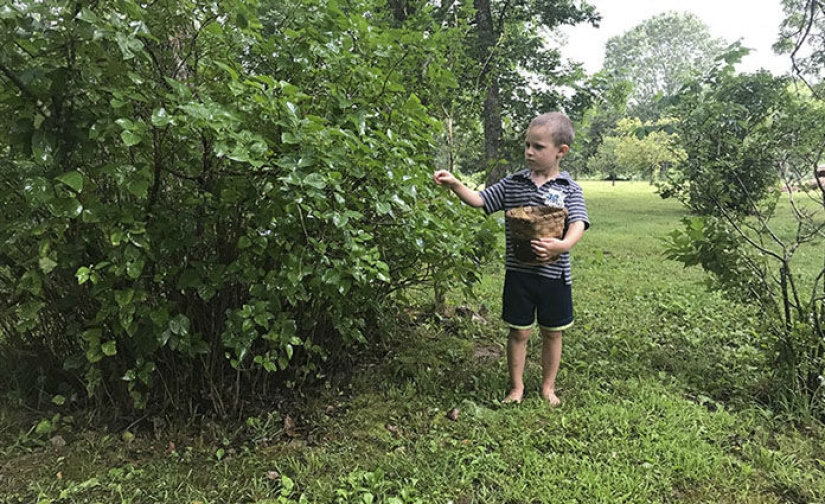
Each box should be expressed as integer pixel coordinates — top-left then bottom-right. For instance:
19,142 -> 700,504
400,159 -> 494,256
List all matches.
433,112 -> 589,406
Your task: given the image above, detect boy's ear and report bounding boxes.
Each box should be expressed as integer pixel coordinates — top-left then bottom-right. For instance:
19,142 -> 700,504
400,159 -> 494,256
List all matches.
558,144 -> 570,157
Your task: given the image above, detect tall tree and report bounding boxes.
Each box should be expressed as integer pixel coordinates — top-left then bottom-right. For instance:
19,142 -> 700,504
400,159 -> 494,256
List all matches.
612,117 -> 685,184
603,11 -> 728,117
364,1 -> 600,184
776,0 -> 825,84
473,1 -> 599,184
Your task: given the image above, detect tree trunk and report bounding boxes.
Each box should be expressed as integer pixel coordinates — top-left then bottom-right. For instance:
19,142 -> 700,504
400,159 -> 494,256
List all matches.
483,84 -> 507,185
474,0 -> 506,187
387,0 -> 409,24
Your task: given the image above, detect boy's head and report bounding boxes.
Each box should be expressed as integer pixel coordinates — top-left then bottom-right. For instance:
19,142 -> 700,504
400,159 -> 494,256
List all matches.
528,112 -> 574,148
524,112 -> 574,173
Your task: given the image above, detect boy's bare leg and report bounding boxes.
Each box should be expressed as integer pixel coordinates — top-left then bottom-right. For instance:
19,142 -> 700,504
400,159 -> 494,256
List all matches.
540,329 -> 562,406
504,328 -> 532,403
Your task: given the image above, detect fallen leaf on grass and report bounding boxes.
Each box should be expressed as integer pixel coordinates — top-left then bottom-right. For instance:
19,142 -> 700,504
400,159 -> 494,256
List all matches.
284,414 -> 298,437
446,408 -> 460,421
266,471 -> 280,481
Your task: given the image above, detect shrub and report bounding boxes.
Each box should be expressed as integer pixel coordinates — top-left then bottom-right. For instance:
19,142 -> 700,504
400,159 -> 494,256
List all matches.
0,0 -> 495,413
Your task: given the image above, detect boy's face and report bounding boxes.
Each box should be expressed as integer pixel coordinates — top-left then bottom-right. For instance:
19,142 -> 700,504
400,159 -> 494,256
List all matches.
524,125 -> 569,173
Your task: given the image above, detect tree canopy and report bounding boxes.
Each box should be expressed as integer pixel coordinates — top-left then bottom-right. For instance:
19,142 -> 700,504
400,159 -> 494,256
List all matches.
603,11 -> 728,116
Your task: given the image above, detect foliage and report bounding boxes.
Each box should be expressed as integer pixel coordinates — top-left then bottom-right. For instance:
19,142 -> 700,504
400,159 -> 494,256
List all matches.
586,117 -> 685,182
776,0 -> 825,83
660,66 -> 790,216
662,57 -> 825,415
0,0 -> 496,413
603,11 -> 728,118
664,217 -> 771,304
565,75 -> 631,178
585,136 -> 621,180
435,0 -> 600,183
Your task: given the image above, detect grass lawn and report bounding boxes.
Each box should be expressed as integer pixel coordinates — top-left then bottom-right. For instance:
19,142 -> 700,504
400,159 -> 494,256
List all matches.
1,182 -> 823,504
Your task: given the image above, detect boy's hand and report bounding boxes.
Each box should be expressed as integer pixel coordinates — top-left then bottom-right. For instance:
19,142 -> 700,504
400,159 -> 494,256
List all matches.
433,170 -> 457,187
530,222 -> 586,260
432,170 -> 485,208
531,237 -> 567,261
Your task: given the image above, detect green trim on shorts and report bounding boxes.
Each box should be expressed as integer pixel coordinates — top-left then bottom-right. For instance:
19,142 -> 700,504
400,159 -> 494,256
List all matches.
506,322 -> 535,330
505,320 -> 574,332
539,320 -> 574,332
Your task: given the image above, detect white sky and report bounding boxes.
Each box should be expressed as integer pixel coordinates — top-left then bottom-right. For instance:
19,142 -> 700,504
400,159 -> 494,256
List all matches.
559,0 -> 793,75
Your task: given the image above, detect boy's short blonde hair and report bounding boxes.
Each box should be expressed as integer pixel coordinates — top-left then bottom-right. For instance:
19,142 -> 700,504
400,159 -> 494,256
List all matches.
529,112 -> 574,148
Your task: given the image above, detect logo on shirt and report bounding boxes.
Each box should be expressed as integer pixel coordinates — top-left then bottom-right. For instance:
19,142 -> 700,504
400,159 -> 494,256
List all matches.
543,189 -> 564,208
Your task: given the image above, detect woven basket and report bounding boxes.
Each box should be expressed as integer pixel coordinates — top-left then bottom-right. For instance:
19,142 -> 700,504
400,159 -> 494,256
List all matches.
505,206 -> 568,265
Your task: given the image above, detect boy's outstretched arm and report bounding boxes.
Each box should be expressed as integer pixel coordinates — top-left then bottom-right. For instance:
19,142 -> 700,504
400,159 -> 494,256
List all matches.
433,170 -> 484,208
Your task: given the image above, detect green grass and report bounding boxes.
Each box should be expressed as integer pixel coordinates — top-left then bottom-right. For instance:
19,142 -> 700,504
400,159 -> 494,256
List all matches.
1,181 -> 824,504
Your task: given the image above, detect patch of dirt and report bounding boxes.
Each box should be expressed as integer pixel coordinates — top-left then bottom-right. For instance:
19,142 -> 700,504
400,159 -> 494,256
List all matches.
473,344 -> 502,361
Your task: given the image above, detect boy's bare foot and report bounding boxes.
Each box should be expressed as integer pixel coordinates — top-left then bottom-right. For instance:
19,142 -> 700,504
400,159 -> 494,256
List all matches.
541,390 -> 561,407
502,389 -> 524,404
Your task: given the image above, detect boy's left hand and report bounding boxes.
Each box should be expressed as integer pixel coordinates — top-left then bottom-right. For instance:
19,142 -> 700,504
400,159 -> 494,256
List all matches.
531,237 -> 567,261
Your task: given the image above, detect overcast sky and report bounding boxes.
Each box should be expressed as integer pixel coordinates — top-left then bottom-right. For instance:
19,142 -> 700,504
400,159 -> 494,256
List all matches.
559,0 -> 792,75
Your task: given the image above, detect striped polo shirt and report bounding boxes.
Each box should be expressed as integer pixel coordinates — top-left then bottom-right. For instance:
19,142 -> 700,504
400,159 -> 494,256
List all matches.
479,169 -> 590,284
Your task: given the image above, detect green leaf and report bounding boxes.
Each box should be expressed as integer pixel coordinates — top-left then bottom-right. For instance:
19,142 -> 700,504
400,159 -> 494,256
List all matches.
55,171 -> 84,192
121,130 -> 142,147
151,107 -> 173,127
35,419 -> 55,436
23,177 -> 54,204
214,61 -> 238,80
126,260 -> 145,279
86,346 -> 103,364
178,268 -> 201,289
115,289 -> 134,308
228,148 -> 250,162
169,315 -> 190,336
32,130 -> 54,163
204,22 -> 224,36
115,118 -> 135,129
82,329 -> 101,343
76,266 -> 91,284
39,257 -> 58,274
47,197 -> 83,219
77,7 -> 98,23
110,229 -> 125,246
0,5 -> 18,19
126,179 -> 149,198
304,173 -> 326,189
332,213 -> 349,227
376,202 -> 391,215
101,341 -> 117,357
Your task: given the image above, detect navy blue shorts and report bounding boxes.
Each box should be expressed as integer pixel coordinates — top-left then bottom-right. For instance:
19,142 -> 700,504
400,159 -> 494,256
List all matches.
502,270 -> 574,330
